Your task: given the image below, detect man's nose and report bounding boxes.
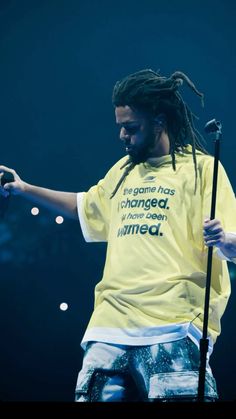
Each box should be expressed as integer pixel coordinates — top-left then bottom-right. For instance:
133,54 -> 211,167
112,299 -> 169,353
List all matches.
120,127 -> 130,143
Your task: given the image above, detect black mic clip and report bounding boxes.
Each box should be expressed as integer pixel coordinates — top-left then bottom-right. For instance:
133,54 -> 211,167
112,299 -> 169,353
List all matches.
204,119 -> 222,140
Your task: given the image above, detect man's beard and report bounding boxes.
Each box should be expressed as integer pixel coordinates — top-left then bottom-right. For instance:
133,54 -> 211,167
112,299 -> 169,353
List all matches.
128,131 -> 156,164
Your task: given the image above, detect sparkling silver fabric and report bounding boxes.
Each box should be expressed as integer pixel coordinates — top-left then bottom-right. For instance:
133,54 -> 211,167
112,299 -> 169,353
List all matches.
75,337 -> 218,402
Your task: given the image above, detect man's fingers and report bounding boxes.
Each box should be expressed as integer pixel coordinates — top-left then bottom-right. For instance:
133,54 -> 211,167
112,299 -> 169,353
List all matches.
0,165 -> 15,173
205,232 -> 223,241
204,219 -> 222,231
203,227 -> 222,236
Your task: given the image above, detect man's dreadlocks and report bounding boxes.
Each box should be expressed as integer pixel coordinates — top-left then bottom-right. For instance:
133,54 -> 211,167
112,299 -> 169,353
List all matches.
110,69 -> 208,198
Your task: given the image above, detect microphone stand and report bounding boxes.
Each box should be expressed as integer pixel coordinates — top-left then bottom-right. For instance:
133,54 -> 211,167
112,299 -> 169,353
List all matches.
197,119 -> 222,402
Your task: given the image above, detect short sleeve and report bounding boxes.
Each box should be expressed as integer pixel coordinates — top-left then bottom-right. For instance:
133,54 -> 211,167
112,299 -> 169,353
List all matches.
76,158 -> 128,242
77,178 -> 111,242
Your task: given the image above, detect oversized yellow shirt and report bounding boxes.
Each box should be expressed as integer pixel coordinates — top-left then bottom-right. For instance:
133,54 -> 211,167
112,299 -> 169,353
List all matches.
77,146 -> 236,347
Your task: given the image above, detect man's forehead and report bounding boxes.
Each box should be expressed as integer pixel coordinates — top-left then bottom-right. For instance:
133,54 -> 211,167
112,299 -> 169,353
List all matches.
115,106 -> 144,123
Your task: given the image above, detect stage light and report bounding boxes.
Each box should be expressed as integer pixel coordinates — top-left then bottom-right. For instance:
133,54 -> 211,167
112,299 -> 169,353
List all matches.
59,302 -> 68,311
55,216 -> 64,224
31,207 -> 39,216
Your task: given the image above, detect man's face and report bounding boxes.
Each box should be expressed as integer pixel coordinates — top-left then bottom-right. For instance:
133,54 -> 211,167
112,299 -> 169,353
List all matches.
115,106 -> 156,164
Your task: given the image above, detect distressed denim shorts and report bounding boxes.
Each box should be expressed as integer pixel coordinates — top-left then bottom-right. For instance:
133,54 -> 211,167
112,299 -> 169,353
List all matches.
75,337 -> 218,402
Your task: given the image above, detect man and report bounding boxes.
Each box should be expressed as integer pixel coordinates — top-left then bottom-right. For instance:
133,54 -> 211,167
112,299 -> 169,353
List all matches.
1,69 -> 236,402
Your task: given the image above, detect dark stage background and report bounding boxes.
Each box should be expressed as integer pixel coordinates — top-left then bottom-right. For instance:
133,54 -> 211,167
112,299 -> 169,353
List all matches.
0,0 -> 236,402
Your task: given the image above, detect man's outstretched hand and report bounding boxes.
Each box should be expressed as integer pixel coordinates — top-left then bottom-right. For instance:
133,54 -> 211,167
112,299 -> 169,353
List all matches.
0,165 -> 25,197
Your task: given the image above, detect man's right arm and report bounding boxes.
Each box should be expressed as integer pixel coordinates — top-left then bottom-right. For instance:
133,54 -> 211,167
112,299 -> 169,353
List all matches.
0,165 -> 78,220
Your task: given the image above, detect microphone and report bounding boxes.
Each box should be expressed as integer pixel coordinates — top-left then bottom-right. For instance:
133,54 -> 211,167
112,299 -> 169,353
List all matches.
1,171 -> 15,186
0,171 -> 15,218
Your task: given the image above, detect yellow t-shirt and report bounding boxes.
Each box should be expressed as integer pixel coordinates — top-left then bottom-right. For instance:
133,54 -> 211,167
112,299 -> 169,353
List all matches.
77,146 -> 236,346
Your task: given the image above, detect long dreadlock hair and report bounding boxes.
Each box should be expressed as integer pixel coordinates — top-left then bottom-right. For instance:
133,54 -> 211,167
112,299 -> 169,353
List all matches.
110,69 -> 208,198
